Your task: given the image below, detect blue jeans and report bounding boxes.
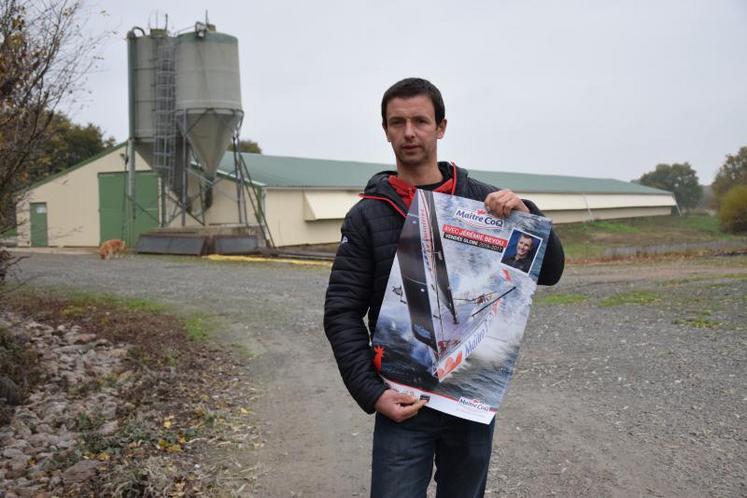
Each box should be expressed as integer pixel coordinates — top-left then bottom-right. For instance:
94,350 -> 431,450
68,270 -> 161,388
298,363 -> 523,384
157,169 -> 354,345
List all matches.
371,407 -> 496,498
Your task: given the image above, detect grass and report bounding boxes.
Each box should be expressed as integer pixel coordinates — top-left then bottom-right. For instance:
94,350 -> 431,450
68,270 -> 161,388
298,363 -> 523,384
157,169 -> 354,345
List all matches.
554,213 -> 745,261
71,291 -> 169,313
535,293 -> 588,305
184,314 -> 212,341
599,290 -> 660,307
6,286 -> 216,343
676,317 -> 722,329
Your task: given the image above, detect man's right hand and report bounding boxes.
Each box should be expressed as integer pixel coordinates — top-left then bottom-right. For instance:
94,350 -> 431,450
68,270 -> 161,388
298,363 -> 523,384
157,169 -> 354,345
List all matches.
374,389 -> 427,422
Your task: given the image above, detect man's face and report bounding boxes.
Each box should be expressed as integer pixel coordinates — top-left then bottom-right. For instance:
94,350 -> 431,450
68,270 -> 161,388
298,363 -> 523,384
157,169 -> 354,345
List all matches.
516,236 -> 533,258
383,95 -> 446,170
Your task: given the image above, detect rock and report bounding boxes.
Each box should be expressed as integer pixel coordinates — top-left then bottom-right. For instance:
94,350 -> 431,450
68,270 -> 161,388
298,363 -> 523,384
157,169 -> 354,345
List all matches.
10,419 -> 32,438
99,420 -> 119,436
57,434 -> 75,450
100,403 -> 117,419
5,455 -> 29,479
27,433 -> 53,449
56,344 -> 93,355
49,472 -> 62,487
43,402 -> 67,420
117,370 -> 134,384
62,460 -> 100,484
109,348 -> 129,359
34,424 -> 53,435
2,447 -> 25,459
7,439 -> 30,451
72,333 -> 97,344
0,376 -> 23,405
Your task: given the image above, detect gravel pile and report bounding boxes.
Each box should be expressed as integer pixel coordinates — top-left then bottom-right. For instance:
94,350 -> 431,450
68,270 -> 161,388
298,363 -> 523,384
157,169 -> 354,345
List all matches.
0,314 -> 132,497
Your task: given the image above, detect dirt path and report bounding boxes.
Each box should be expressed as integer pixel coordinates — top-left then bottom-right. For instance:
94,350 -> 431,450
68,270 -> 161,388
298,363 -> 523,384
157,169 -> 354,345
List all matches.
12,253 -> 747,497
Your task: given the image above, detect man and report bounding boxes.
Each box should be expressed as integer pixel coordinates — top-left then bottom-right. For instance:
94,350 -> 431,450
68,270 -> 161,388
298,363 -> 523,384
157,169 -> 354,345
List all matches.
324,78 -> 564,498
504,233 -> 536,273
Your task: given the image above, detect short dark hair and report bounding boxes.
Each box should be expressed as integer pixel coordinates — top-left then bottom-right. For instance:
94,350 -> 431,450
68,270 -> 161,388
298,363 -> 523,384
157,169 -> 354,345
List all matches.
381,77 -> 445,128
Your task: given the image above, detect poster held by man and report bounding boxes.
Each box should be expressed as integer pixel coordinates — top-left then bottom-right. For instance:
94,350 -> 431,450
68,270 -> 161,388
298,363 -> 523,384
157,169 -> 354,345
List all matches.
373,190 -> 552,423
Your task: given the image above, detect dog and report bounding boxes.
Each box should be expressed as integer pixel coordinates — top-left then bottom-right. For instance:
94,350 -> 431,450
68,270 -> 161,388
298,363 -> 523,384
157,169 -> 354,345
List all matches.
99,239 -> 126,260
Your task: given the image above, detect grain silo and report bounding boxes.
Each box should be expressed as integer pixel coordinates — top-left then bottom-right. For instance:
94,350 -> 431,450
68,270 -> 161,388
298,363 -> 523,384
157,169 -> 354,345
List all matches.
125,19 -> 270,255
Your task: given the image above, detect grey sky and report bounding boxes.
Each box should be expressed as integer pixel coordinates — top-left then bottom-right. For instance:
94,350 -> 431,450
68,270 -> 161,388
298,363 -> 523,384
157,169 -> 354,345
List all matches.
75,0 -> 747,183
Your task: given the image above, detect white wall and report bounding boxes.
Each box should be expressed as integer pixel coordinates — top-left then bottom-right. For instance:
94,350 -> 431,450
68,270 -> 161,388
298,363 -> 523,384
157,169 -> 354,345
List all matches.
16,146 -> 150,247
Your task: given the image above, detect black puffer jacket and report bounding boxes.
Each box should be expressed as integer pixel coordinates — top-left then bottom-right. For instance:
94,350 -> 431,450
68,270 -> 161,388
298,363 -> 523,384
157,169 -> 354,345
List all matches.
323,162 -> 564,413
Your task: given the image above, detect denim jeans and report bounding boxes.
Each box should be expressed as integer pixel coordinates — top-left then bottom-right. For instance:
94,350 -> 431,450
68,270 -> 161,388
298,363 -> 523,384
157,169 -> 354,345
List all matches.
370,407 -> 496,498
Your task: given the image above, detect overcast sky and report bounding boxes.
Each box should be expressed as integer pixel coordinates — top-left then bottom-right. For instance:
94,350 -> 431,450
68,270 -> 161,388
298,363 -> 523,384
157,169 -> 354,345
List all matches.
73,0 -> 747,183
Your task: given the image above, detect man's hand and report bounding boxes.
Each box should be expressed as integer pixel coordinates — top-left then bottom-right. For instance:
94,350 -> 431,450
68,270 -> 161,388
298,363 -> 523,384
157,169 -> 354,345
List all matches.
374,389 -> 427,422
485,189 -> 529,218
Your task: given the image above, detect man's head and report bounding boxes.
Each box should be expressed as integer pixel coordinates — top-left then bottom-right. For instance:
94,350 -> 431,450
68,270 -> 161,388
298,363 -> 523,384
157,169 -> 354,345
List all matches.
381,78 -> 445,129
381,78 -> 447,172
516,234 -> 534,259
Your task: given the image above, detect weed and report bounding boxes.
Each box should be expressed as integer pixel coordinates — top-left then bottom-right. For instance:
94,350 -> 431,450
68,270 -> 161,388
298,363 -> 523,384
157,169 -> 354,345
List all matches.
121,416 -> 157,444
535,293 -> 588,305
61,304 -> 88,318
75,412 -> 104,432
674,316 -> 722,329
184,315 -> 212,341
599,290 -> 660,307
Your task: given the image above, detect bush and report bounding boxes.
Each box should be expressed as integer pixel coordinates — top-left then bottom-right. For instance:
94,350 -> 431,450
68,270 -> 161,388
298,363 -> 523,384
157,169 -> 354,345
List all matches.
718,185 -> 747,233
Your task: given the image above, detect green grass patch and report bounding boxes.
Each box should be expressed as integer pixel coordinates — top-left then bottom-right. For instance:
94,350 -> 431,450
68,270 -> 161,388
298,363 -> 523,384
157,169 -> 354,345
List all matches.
554,214 -> 743,261
674,314 -> 722,329
36,288 -> 170,314
715,272 -> 747,280
535,293 -> 588,305
184,314 -> 212,341
599,290 -> 660,307
8,286 -> 219,343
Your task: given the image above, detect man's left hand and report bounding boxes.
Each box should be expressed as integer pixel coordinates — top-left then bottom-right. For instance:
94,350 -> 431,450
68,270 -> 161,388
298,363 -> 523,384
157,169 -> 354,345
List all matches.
485,189 -> 529,218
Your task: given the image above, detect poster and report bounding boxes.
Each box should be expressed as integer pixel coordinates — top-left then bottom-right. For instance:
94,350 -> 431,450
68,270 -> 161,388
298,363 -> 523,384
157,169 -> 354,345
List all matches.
372,190 -> 552,424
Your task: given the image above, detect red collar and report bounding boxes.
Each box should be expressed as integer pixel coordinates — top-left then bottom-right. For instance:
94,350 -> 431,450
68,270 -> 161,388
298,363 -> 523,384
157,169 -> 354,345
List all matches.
387,164 -> 457,210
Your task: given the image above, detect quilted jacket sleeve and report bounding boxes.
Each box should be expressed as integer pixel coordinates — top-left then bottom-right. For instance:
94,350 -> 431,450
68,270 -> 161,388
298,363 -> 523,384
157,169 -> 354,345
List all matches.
523,199 -> 565,286
323,207 -> 389,413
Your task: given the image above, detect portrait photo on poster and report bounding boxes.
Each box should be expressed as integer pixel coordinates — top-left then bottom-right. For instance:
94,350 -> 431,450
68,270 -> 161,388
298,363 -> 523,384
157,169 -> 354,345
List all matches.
500,229 -> 542,274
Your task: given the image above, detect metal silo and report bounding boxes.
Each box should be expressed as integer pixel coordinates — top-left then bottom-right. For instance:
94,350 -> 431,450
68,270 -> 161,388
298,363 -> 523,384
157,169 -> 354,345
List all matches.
127,27 -> 173,166
174,26 -> 243,179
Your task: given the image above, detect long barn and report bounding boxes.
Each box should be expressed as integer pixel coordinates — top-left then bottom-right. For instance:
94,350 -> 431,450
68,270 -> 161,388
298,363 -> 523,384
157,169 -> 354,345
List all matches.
16,145 -> 676,248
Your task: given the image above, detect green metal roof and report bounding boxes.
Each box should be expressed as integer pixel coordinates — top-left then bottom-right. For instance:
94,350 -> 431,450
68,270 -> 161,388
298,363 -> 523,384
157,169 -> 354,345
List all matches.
218,153 -> 672,196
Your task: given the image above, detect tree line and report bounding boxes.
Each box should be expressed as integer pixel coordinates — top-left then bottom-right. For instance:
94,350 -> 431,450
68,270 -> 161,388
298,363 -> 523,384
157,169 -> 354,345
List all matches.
637,147 -> 747,232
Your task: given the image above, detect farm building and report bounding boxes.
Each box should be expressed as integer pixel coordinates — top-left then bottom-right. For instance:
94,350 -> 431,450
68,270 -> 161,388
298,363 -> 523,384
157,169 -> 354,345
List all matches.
13,20 -> 676,252
15,144 -> 676,249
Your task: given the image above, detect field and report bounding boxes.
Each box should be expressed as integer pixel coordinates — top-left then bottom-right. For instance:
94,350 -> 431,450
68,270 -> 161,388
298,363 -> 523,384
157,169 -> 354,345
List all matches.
1,250 -> 745,496
554,213 -> 745,260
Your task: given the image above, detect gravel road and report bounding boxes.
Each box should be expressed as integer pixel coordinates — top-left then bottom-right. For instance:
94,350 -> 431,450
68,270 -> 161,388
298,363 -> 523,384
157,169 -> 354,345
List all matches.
11,251 -> 747,497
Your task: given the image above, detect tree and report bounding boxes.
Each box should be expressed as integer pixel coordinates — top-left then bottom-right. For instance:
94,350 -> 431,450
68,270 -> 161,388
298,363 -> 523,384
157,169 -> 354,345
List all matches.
233,138 -> 262,154
638,163 -> 703,211
718,185 -> 747,233
0,0 -> 101,282
711,146 -> 747,208
21,113 -> 115,187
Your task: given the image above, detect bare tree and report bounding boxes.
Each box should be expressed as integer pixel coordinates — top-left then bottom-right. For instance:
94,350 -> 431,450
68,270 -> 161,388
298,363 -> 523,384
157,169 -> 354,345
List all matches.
0,0 -> 101,283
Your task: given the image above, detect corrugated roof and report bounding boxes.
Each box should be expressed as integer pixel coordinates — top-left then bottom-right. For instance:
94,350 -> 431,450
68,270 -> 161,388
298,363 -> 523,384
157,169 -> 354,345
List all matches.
219,153 -> 386,189
219,153 -> 672,195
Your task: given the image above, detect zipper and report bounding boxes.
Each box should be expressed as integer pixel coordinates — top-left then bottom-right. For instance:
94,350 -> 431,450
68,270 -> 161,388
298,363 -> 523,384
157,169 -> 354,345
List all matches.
358,194 -> 407,218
